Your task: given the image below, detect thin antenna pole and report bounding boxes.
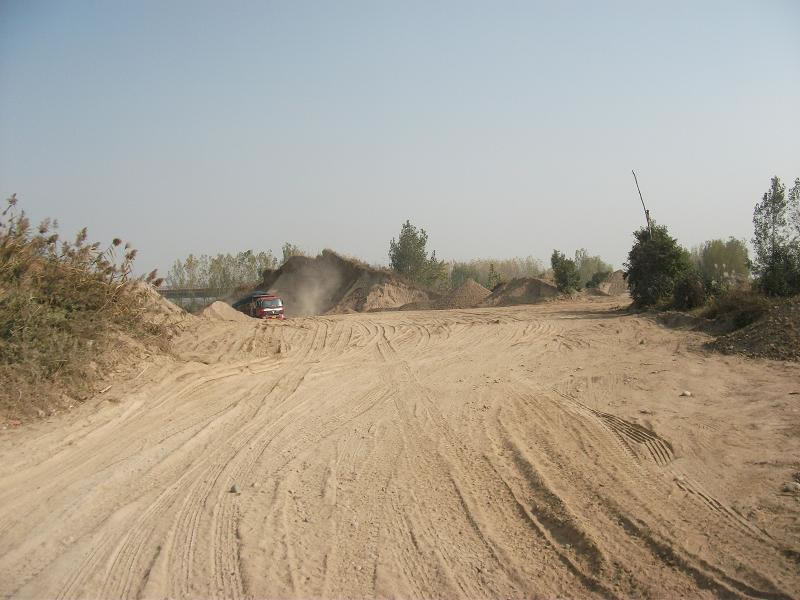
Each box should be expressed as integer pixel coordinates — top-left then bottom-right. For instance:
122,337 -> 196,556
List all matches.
632,170 -> 652,235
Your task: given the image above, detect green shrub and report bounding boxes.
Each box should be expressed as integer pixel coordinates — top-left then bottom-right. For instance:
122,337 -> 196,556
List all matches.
700,288 -> 769,329
585,270 -> 612,289
672,270 -> 707,310
0,195 -> 166,418
624,223 -> 692,307
551,250 -> 581,293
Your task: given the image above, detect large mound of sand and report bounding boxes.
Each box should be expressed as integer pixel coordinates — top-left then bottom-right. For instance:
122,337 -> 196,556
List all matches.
201,301 -> 252,323
598,270 -> 628,296
438,278 -> 491,309
481,278 -> 560,306
256,250 -> 434,317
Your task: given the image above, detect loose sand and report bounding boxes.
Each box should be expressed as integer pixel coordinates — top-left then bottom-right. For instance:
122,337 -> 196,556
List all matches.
598,270 -> 628,295
1,297 -> 798,598
201,300 -> 252,323
438,278 -> 492,309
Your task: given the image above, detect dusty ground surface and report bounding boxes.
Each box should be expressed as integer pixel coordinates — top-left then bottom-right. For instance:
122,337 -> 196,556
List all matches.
1,297 -> 799,599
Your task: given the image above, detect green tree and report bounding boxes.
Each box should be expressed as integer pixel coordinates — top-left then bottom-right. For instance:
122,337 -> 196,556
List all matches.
281,242 -> 305,264
450,262 -> 482,288
551,250 -> 581,293
623,223 -> 692,307
752,176 -> 800,296
691,238 -> 750,291
420,249 -> 449,290
487,262 -> 505,289
789,178 -> 800,242
165,250 -> 276,290
573,248 -> 613,288
389,220 -> 443,286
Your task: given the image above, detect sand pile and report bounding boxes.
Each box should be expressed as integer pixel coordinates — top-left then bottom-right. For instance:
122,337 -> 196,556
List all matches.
481,278 -> 560,306
202,301 -> 252,323
258,250 -> 434,317
134,281 -> 194,333
438,278 -> 491,309
598,270 -> 627,295
710,297 -> 800,361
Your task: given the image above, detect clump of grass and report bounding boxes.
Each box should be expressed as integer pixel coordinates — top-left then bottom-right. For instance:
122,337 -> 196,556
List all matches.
0,194 -> 167,419
699,288 -> 770,330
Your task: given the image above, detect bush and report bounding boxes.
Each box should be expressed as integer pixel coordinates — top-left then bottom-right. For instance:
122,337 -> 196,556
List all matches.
585,270 -> 612,289
624,223 -> 692,307
449,256 -> 544,290
700,288 -> 770,329
574,249 -> 613,288
672,270 -> 707,310
0,195 -> 166,417
690,237 -> 750,288
551,250 -> 581,293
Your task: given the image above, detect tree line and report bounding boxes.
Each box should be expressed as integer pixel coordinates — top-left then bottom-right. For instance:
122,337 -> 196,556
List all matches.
623,175 -> 800,310
387,220 -> 615,292
164,243 -> 306,291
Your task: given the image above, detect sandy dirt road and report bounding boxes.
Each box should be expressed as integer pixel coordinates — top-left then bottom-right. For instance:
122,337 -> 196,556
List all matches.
1,297 -> 799,599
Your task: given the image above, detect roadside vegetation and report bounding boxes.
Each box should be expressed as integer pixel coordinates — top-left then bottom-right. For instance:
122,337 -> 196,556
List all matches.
621,175 -> 800,358
0,195 -> 169,418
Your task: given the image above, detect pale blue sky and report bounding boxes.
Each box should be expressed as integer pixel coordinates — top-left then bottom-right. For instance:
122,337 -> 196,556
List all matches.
1,1 -> 798,275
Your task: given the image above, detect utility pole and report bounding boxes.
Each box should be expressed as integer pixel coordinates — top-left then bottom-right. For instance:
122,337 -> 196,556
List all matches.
632,170 -> 652,236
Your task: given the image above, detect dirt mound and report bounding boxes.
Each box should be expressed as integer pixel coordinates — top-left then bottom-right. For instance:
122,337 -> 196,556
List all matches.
259,250 -> 434,317
481,277 -> 560,306
584,287 -> 610,296
438,278 -> 491,309
710,297 -> 800,360
598,270 -> 627,295
201,301 -> 252,323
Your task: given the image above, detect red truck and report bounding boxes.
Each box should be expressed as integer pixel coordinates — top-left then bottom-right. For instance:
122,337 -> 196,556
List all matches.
232,291 -> 285,319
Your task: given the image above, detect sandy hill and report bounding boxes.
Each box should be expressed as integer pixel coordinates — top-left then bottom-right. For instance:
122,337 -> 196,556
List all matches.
201,300 -> 252,323
598,270 -> 628,295
257,250 -> 434,317
438,278 -> 492,309
481,277 -> 560,306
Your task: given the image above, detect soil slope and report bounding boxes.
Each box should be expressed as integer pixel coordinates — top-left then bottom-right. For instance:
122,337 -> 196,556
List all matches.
598,270 -> 628,296
0,298 -> 798,599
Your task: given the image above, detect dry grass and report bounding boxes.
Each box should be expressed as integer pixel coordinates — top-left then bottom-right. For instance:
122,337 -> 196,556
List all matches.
699,288 -> 770,330
0,195 -> 169,420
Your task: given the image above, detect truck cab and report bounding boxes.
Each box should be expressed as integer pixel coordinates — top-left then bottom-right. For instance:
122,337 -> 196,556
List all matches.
232,291 -> 285,319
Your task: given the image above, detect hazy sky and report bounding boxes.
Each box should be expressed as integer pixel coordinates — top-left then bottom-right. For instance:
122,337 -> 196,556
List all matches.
1,1 -> 798,275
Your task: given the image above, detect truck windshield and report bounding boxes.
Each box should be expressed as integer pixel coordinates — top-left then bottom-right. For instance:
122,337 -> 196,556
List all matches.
259,299 -> 282,308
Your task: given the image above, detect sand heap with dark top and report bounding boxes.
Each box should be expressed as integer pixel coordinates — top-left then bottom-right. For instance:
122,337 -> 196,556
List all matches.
481,277 -> 560,306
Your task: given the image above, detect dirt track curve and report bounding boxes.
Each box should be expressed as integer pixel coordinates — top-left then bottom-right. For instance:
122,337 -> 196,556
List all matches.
1,297 -> 799,599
